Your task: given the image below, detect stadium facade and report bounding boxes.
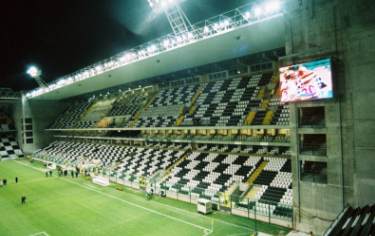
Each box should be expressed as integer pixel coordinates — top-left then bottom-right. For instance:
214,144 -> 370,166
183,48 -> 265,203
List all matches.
1,0 -> 374,235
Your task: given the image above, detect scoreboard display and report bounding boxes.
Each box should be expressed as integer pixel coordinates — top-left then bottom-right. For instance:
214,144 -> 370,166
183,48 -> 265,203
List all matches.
279,58 -> 333,103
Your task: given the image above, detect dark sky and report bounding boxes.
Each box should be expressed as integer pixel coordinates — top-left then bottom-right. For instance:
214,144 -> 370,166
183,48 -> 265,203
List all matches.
1,0 -> 249,91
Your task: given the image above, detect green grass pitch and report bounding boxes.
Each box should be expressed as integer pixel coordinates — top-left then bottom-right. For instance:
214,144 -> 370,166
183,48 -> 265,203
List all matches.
0,160 -> 289,236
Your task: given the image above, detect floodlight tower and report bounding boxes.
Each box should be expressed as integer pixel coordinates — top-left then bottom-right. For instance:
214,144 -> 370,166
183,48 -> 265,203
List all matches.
148,0 -> 193,35
26,66 -> 48,88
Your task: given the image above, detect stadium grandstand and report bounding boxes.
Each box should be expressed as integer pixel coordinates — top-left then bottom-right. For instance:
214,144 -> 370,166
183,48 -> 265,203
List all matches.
1,0 -> 374,235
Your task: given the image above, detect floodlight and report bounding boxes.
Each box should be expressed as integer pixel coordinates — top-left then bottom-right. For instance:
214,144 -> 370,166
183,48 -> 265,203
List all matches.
95,65 -> 103,73
26,66 -> 41,78
57,79 -> 66,86
253,6 -> 263,17
119,53 -> 135,63
147,44 -> 157,53
264,0 -> 281,14
244,11 -> 251,20
147,0 -> 192,35
187,32 -> 194,39
173,36 -> 179,43
203,26 -> 210,33
213,23 -> 219,31
148,0 -> 179,10
26,65 -> 49,88
163,39 -> 171,48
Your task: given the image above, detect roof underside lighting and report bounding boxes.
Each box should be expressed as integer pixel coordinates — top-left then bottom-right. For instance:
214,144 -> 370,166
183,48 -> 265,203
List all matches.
25,0 -> 283,99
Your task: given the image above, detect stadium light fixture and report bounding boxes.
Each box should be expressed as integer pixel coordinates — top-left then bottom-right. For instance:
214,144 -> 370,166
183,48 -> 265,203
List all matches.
203,26 -> 210,33
264,0 -> 282,14
148,0 -> 179,10
253,6 -> 263,17
163,39 -> 171,48
147,0 -> 192,35
26,66 -> 41,78
95,65 -> 103,73
26,65 -> 49,88
147,44 -> 157,53
244,11 -> 251,20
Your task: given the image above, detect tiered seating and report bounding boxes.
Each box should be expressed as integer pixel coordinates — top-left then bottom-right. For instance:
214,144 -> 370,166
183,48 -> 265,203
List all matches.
183,75 -> 262,126
0,88 -> 20,98
0,134 -> 23,159
36,141 -> 186,183
50,98 -> 95,129
35,141 -> 130,167
0,109 -> 23,159
196,143 -> 290,157
162,152 -> 262,199
269,98 -> 289,126
0,124 -> 15,131
253,158 -> 292,218
0,110 -> 15,131
136,84 -> 198,127
109,90 -> 148,119
144,142 -> 190,151
113,148 -> 185,181
325,204 -> 375,236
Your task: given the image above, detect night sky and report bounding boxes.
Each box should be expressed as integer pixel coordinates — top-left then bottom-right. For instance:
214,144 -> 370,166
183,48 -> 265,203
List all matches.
1,0 -> 249,91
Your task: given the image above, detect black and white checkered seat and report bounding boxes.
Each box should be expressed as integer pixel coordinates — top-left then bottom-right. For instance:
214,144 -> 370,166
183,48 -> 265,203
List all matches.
163,151 -> 261,199
0,134 -> 23,159
113,147 -> 185,181
183,75 -> 263,126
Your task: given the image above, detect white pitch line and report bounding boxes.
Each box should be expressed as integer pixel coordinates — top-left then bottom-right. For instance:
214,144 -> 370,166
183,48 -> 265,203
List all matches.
133,194 -> 252,231
17,160 -> 255,234
63,178 -> 209,231
16,161 -> 45,172
16,160 -> 210,234
29,232 -> 49,236
18,160 -> 253,232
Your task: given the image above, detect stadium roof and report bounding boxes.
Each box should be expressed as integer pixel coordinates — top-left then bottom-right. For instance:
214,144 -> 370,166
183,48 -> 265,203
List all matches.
24,1 -> 286,100
29,16 -> 285,100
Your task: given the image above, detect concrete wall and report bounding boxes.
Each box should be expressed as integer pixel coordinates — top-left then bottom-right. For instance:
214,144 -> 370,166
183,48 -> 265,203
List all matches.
21,98 -> 69,154
285,0 -> 375,234
11,100 -> 23,150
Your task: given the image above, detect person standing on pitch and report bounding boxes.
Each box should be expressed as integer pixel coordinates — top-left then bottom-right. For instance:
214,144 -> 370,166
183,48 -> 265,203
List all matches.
21,196 -> 27,205
15,177 -> 18,183
3,178 -> 7,186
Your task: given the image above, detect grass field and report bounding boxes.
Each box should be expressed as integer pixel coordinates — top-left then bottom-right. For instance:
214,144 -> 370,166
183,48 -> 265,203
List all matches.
0,160 -> 289,236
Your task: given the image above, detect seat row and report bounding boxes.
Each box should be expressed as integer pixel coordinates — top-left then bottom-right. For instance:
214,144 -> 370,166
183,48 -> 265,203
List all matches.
325,204 -> 375,236
162,151 -> 262,199
0,134 -> 23,159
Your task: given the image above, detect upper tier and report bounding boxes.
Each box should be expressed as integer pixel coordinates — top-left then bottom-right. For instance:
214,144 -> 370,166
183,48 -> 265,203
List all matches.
49,72 -> 289,130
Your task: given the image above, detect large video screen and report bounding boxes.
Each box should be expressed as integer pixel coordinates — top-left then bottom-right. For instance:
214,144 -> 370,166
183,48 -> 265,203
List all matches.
279,58 -> 333,103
